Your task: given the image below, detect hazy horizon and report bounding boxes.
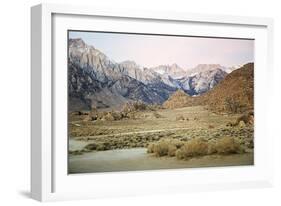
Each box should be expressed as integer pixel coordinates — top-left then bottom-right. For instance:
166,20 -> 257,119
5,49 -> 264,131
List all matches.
69,31 -> 254,69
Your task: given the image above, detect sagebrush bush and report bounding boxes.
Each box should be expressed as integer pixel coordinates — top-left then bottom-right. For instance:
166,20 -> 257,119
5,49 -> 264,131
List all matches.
175,149 -> 184,160
207,142 -> 217,155
84,143 -> 98,150
153,112 -> 163,118
122,101 -> 147,113
177,138 -> 209,159
176,115 -> 185,121
215,137 -> 243,154
153,141 -> 169,157
147,143 -> 155,153
147,139 -> 183,157
167,145 -> 177,157
224,97 -> 247,113
172,139 -> 184,149
147,136 -> 244,159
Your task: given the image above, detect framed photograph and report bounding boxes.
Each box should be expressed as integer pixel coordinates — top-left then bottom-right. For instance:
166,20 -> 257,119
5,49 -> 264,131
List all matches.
31,3 -> 274,201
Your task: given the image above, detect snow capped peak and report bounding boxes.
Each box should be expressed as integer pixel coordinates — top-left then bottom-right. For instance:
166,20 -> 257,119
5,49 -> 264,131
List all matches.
150,64 -> 186,78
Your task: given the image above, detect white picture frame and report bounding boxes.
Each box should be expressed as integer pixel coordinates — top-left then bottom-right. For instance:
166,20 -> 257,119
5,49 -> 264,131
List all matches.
31,3 -> 274,202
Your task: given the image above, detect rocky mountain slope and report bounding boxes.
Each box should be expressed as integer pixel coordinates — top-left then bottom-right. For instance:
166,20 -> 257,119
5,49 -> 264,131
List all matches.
201,63 -> 254,113
68,39 -> 176,110
162,63 -> 254,113
178,68 -> 228,95
150,64 -> 186,79
68,38 -> 242,111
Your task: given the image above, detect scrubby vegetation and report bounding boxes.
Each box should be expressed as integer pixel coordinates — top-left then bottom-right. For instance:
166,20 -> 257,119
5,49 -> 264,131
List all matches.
224,97 -> 247,113
122,101 -> 148,113
176,115 -> 189,121
147,139 -> 184,157
215,137 -> 244,154
146,136 -> 245,160
226,111 -> 254,127
177,138 -> 209,159
76,101 -> 165,123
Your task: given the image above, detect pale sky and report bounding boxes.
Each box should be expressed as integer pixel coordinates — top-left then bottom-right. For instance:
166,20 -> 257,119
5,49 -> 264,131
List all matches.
69,31 -> 254,69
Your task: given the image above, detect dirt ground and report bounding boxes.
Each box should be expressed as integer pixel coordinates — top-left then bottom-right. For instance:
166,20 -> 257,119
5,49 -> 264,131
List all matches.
69,148 -> 254,173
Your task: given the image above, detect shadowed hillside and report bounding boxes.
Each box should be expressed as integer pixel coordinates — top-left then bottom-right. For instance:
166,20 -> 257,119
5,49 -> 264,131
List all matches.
201,63 -> 254,113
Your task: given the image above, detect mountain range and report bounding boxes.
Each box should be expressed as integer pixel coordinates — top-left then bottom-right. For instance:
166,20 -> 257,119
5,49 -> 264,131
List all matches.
68,38 -> 242,111
163,63 -> 254,113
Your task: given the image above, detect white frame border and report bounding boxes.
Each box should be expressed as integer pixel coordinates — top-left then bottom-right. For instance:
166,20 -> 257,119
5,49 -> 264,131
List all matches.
31,3 -> 274,202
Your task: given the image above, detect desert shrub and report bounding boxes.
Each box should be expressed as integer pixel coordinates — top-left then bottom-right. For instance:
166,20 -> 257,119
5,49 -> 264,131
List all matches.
176,115 -> 185,121
103,112 -> 115,121
226,122 -> 234,127
227,112 -> 254,127
127,112 -> 136,119
95,142 -> 110,151
238,120 -> 246,127
147,143 -> 156,153
97,111 -> 107,120
248,139 -> 254,149
69,150 -> 83,155
171,139 -> 184,148
84,143 -> 98,150
133,101 -> 147,111
111,111 -> 123,120
215,137 -> 243,154
207,142 -> 217,155
167,145 -> 177,157
153,112 -> 163,118
122,101 -> 147,113
96,144 -> 106,151
148,104 -> 163,111
83,142 -> 111,151
89,107 -> 98,119
147,138 -> 185,155
175,149 -> 184,160
236,112 -> 254,125
224,97 -> 247,113
153,140 -> 169,157
177,138 -> 209,159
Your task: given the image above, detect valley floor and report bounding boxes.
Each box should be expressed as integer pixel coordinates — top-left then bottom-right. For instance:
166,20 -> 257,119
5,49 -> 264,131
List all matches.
68,106 -> 254,173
